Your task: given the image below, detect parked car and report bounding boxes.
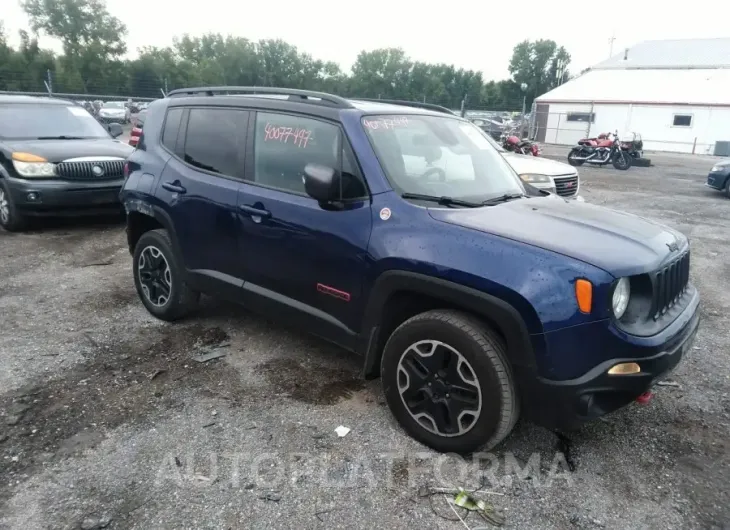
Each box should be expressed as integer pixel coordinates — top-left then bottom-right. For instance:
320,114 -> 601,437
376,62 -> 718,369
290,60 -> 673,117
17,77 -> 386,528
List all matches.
0,95 -> 133,231
706,159 -> 730,197
481,131 -> 582,200
129,109 -> 147,147
122,87 -> 699,454
471,116 -> 508,140
98,101 -> 131,123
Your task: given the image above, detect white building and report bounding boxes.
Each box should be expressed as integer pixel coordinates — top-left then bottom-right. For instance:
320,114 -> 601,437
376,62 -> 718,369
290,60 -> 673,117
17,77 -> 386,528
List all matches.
534,38 -> 730,155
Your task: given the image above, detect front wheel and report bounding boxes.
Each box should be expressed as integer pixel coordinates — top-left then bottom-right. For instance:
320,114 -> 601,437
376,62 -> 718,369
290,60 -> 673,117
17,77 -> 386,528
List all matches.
381,310 -> 519,454
0,180 -> 27,232
567,148 -> 585,166
612,151 -> 633,170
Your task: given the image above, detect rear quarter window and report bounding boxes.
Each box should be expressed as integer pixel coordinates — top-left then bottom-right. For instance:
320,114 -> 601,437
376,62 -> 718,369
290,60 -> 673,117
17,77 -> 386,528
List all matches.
161,108 -> 183,151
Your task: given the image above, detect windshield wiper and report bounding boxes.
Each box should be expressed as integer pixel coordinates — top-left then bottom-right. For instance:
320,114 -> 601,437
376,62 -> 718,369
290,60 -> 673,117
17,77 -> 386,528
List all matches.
35,135 -> 86,140
481,193 -> 527,205
401,193 -> 482,208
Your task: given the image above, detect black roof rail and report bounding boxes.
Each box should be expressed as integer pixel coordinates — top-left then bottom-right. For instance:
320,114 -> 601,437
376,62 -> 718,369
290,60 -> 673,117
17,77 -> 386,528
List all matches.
353,98 -> 455,115
166,86 -> 354,108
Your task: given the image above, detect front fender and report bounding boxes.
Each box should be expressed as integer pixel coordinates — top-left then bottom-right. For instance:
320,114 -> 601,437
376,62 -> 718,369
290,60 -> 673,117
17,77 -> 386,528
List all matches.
360,270 -> 539,376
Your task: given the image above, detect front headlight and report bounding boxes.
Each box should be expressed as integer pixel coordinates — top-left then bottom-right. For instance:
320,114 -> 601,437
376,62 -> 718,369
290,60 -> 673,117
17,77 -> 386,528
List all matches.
711,163 -> 730,172
519,173 -> 552,183
612,277 -> 631,318
12,153 -> 56,178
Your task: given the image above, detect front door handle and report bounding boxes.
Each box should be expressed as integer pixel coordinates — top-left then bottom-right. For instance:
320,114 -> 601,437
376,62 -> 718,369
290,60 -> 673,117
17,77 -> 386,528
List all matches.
161,181 -> 186,194
239,204 -> 271,219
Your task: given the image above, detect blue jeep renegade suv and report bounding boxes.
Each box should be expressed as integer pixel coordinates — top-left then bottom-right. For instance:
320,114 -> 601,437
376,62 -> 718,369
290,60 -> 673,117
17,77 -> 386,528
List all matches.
121,87 -> 700,453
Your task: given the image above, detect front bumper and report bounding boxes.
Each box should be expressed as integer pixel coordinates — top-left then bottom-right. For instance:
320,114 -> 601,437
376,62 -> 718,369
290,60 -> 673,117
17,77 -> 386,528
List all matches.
6,175 -> 124,216
518,289 -> 700,429
100,115 -> 127,123
706,171 -> 729,190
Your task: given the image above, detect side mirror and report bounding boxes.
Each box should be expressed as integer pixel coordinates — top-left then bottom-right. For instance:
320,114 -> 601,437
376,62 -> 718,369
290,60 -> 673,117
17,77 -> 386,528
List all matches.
304,163 -> 339,203
108,122 -> 123,138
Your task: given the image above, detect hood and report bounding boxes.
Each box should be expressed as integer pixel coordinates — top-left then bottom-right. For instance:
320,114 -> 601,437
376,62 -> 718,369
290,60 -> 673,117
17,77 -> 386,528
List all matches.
4,138 -> 134,163
502,152 -> 576,177
100,107 -> 125,114
428,197 -> 686,277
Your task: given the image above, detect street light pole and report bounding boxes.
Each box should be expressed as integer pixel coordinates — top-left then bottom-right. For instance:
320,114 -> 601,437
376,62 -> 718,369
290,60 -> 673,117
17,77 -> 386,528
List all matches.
520,83 -> 528,138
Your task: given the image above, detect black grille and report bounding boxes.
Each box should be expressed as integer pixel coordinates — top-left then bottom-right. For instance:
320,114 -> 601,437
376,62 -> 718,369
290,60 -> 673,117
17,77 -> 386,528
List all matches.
554,174 -> 579,197
652,250 -> 690,320
56,160 -> 124,180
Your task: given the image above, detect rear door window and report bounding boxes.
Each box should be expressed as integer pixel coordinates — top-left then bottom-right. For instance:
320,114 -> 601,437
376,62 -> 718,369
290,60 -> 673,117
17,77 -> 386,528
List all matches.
182,108 -> 248,179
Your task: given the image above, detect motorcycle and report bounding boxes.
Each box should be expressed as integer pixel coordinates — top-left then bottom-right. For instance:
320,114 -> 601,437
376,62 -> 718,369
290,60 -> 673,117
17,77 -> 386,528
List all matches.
577,131 -> 644,160
502,133 -> 541,156
567,130 -> 632,170
500,127 -> 541,156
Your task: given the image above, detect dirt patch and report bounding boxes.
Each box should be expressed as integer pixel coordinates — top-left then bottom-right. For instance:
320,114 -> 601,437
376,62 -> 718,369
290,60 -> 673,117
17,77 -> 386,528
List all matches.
0,323 -> 239,505
81,280 -> 138,311
255,358 -> 365,405
658,411 -> 730,527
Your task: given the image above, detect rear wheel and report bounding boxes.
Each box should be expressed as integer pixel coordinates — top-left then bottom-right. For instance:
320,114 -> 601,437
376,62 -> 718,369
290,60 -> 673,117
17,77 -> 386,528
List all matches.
132,229 -> 199,321
567,148 -> 585,166
612,151 -> 632,170
381,309 -> 519,454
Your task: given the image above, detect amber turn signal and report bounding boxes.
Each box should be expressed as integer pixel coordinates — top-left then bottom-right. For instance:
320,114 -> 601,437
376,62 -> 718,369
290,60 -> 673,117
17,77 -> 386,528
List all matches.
575,279 -> 592,313
12,152 -> 48,163
607,362 -> 641,375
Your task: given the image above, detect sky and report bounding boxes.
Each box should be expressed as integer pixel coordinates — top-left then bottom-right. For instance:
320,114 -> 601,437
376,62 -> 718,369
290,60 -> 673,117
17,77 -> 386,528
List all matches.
3,0 -> 730,80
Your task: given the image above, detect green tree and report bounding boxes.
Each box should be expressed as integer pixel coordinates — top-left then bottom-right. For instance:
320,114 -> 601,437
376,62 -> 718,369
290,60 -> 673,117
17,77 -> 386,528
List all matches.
5,0 -> 574,110
350,48 -> 413,99
508,39 -> 571,107
21,0 -> 127,93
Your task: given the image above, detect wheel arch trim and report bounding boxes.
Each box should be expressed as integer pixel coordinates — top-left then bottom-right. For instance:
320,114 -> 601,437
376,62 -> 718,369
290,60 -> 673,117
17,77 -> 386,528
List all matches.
361,271 -> 537,377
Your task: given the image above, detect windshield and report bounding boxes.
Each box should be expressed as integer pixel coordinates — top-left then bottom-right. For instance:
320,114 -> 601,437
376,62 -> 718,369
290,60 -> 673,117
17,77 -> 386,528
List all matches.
0,104 -> 111,140
479,130 -> 506,152
103,101 -> 124,108
363,114 -> 521,202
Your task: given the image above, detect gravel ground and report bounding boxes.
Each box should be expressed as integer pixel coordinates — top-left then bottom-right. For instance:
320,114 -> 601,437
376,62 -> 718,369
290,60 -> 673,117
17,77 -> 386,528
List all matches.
0,150 -> 728,530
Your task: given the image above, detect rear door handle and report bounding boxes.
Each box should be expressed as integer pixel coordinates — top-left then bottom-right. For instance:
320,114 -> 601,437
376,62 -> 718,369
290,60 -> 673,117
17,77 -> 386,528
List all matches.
239,204 -> 271,219
161,181 -> 186,194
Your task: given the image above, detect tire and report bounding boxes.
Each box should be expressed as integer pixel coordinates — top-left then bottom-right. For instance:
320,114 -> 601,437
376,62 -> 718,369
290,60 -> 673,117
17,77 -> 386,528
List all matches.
724,177 -> 730,199
567,148 -> 585,166
0,179 -> 27,232
132,228 -> 199,321
612,151 -> 632,170
381,309 -> 519,454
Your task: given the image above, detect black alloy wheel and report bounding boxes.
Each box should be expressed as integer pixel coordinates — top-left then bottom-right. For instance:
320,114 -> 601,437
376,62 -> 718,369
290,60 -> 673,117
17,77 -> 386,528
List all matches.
132,229 -> 199,321
396,339 -> 482,437
381,310 -> 519,454
137,245 -> 172,307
